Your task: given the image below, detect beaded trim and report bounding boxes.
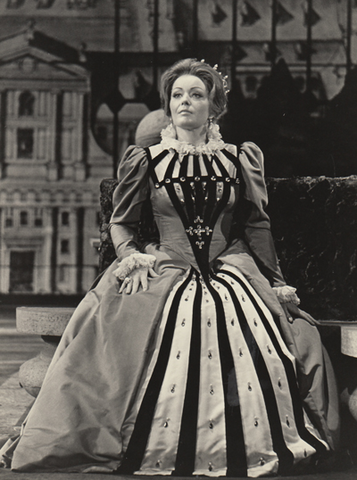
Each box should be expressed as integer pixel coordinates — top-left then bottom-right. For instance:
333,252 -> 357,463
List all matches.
160,123 -> 227,156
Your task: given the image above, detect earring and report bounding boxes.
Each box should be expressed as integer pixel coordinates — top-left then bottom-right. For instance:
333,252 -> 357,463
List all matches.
207,117 -> 220,141
167,120 -> 177,138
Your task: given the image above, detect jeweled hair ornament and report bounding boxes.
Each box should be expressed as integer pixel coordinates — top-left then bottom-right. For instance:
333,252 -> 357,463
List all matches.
200,59 -> 230,95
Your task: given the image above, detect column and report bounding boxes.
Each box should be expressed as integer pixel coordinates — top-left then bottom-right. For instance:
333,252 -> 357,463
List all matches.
74,92 -> 86,181
0,208 -> 3,292
42,208 -> 54,293
75,206 -> 85,293
0,90 -> 7,179
83,206 -> 98,289
2,243 -> 10,293
50,207 -> 58,293
47,91 -> 60,181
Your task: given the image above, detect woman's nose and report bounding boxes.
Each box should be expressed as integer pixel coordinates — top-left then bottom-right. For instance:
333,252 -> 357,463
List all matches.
181,94 -> 190,105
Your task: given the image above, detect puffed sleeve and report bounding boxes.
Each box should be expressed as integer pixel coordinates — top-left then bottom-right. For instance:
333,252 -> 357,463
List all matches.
219,142 -> 286,287
239,142 -> 285,286
109,146 -> 149,262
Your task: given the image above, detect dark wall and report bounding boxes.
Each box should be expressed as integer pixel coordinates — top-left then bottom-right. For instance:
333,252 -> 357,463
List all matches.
266,176 -> 357,321
221,62 -> 357,179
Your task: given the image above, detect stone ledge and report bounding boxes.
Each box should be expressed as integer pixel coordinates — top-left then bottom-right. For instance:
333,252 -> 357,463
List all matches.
341,326 -> 357,358
16,307 -> 75,336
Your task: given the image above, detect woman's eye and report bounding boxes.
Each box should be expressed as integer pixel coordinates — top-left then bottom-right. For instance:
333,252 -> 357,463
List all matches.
172,93 -> 181,98
192,93 -> 202,98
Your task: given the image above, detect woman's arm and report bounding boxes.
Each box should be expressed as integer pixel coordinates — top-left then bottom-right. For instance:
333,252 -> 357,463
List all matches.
110,146 -> 149,260
239,142 -> 286,287
109,146 -> 157,293
219,142 -> 300,306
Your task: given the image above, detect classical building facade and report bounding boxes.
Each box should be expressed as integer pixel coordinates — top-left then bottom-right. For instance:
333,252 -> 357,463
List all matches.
0,28 -> 112,294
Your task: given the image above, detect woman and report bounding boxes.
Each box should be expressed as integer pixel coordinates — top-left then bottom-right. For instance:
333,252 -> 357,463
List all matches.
2,59 -> 339,476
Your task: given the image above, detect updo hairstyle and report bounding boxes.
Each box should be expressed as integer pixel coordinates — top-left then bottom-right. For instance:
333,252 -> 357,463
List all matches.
160,58 -> 227,120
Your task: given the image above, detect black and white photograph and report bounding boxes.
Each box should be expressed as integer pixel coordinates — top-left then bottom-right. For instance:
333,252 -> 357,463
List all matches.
0,1 -> 356,479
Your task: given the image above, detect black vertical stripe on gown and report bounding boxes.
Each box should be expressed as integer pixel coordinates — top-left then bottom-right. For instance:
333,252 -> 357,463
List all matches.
119,270 -> 194,474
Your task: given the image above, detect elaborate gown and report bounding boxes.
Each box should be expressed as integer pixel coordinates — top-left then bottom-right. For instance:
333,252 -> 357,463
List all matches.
2,137 -> 339,477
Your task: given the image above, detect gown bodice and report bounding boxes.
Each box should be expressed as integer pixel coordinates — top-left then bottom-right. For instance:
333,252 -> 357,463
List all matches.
109,140 -> 287,289
147,144 -> 241,277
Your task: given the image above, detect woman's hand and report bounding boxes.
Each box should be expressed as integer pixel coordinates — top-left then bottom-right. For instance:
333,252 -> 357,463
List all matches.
273,285 -> 300,305
119,267 -> 158,295
282,302 -> 318,326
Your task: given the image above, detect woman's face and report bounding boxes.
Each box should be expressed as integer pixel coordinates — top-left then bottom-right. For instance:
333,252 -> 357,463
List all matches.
169,74 -> 210,131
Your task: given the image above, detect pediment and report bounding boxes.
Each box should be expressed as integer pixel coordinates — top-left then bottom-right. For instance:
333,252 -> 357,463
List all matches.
0,29 -> 88,81
0,52 -> 88,81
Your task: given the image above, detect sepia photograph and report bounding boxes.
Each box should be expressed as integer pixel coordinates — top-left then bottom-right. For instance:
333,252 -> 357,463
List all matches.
0,1 -> 356,479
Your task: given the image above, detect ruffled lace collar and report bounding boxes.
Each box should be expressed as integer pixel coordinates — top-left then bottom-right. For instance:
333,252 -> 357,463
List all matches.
160,123 -> 227,156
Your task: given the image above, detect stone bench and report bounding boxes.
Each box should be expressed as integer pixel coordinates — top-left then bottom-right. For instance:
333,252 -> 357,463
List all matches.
16,307 -> 75,397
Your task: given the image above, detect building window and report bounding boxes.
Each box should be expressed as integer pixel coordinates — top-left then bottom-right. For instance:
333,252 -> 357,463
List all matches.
20,211 -> 28,226
19,91 -> 35,116
61,211 -> 70,226
61,239 -> 70,254
9,251 -> 35,293
62,92 -> 74,117
5,208 -> 13,227
59,264 -> 68,283
34,208 -> 43,227
245,75 -> 258,93
17,129 -> 34,158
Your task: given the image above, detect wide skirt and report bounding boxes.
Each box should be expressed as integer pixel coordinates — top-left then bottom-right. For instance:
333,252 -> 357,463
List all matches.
3,261 -> 330,476
117,265 -> 328,477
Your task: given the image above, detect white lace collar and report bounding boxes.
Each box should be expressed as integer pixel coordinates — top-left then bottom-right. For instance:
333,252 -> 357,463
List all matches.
160,123 -> 227,156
